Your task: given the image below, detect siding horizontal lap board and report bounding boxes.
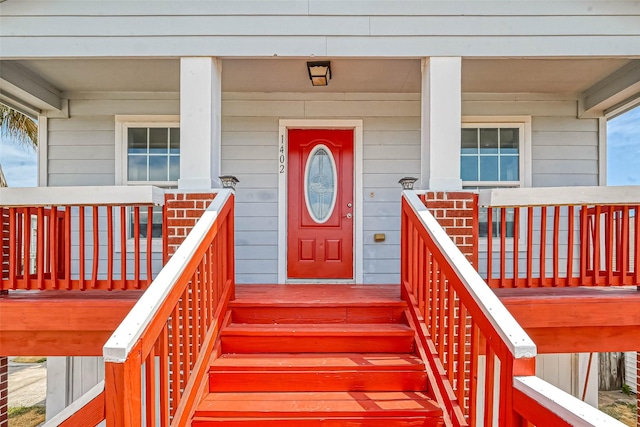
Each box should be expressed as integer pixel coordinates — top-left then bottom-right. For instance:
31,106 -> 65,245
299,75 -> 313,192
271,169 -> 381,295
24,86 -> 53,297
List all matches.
3,2 -> 640,57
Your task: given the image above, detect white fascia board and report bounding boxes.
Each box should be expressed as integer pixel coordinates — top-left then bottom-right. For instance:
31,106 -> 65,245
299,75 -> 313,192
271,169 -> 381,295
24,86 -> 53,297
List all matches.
0,185 -> 165,207
403,191 -> 537,359
514,376 -> 627,427
479,186 -> 640,208
103,189 -> 230,362
0,61 -> 62,111
580,60 -> 640,117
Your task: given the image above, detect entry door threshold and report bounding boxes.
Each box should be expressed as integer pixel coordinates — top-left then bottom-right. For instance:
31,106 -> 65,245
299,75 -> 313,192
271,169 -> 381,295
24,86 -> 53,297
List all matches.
286,279 -> 356,285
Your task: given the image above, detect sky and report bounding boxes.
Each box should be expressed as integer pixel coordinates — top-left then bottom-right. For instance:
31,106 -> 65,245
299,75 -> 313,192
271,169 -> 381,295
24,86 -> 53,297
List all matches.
0,107 -> 639,188
0,133 -> 38,187
607,105 -> 640,186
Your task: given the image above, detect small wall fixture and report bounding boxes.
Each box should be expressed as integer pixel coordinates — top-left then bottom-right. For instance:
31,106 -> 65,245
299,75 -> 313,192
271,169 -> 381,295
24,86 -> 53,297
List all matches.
219,175 -> 239,190
398,177 -> 418,190
307,61 -> 331,86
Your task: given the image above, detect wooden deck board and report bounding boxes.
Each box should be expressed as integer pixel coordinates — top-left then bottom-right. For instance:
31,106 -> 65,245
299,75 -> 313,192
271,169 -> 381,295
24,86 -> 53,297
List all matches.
0,290 -> 142,355
495,286 -> 640,353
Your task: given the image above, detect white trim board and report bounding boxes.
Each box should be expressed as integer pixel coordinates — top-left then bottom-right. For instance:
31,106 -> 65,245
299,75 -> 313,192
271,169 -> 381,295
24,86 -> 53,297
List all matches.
278,119 -> 364,284
0,185 -> 165,207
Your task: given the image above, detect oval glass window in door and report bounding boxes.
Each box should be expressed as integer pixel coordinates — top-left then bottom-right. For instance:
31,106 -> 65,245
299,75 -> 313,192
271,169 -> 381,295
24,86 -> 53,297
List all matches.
304,144 -> 338,223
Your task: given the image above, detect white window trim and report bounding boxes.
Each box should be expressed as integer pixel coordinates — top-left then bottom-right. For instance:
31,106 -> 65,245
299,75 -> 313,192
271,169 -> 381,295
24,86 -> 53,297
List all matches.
115,115 -> 180,252
461,116 -> 532,251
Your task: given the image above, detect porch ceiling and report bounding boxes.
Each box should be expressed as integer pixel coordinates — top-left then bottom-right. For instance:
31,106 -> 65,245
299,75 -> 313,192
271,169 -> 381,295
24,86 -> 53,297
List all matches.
8,56 -> 635,98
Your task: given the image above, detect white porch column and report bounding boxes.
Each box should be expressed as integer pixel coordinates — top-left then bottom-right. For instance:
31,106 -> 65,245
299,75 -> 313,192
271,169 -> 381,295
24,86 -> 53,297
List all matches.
178,57 -> 222,190
420,57 -> 463,190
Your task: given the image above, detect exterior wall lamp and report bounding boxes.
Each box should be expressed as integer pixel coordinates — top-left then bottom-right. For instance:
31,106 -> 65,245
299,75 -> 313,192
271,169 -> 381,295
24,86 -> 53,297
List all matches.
307,61 -> 331,86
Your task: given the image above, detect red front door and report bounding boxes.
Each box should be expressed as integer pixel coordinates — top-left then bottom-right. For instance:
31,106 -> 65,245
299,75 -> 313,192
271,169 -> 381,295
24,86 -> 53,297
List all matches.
287,129 -> 354,279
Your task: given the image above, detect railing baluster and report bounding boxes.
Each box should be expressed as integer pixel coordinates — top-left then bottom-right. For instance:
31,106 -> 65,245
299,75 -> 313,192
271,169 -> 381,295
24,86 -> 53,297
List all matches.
92,206 -> 99,289
606,206 -> 614,286
619,206 -> 629,285
49,207 -> 58,289
487,208 -> 493,285
64,207 -> 72,290
526,206 -> 533,288
580,206 -> 589,285
23,208 -> 32,289
107,207 -> 114,290
469,323 -> 479,426
635,206 -> 639,288
145,347 -> 157,426
147,206 -> 153,287
499,208 -> 506,288
79,206 -> 86,290
484,342 -> 495,427
159,325 -> 170,427
513,208 -> 520,288
567,206 -> 575,286
539,206 -> 547,286
8,208 -> 16,290
593,206 -> 602,285
447,277 -> 455,383
552,206 -> 560,287
455,304 -> 467,408
134,206 -> 141,290
120,206 -> 127,290
170,305 -> 180,417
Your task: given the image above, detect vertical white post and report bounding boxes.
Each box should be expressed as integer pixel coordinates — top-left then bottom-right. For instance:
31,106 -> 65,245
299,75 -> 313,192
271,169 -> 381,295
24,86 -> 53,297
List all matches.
178,57 -> 222,190
420,57 -> 463,190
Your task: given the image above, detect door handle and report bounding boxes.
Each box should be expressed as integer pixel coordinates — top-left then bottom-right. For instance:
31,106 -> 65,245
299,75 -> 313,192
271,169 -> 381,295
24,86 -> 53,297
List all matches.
344,213 -> 353,219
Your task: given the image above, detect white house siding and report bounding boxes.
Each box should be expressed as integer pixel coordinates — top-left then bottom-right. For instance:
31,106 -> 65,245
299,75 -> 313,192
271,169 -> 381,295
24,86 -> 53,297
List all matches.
2,2 -> 640,58
221,93 -> 421,284
45,94 -> 601,285
625,352 -> 638,390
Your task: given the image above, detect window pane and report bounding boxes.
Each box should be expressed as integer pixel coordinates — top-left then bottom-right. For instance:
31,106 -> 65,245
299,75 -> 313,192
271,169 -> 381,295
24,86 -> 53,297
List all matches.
461,129 -> 478,154
480,129 -> 499,154
500,128 -> 519,154
149,128 -> 169,154
128,128 -> 147,153
128,155 -> 147,181
169,155 -> 180,182
149,156 -> 169,181
170,128 -> 180,154
480,156 -> 498,181
130,206 -> 163,239
461,156 -> 479,181
500,156 -> 519,181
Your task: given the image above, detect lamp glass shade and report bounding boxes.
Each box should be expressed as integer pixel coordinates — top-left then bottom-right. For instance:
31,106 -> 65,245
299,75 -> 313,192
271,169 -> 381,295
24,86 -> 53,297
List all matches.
307,62 -> 331,86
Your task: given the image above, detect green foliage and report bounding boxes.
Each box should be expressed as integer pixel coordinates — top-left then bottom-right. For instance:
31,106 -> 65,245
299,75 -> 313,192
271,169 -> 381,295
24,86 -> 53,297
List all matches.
621,383 -> 633,395
0,104 -> 38,148
8,406 -> 46,418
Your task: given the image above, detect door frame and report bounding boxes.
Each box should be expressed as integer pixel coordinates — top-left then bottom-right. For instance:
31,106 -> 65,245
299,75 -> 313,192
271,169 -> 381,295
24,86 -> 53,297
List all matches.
278,119 -> 363,284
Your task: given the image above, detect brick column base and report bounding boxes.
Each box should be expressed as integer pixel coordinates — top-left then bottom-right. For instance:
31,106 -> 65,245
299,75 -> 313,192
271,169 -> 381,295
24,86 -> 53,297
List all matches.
0,356 -> 8,427
422,191 -> 479,267
165,192 -> 218,258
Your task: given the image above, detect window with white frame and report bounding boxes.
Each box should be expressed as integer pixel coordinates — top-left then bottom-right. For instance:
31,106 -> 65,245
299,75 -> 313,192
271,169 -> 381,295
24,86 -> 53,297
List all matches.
116,116 -> 180,241
461,120 -> 529,238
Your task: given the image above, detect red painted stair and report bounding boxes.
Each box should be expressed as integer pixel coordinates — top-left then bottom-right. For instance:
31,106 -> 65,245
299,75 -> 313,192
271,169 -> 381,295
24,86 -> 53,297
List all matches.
191,285 -> 444,426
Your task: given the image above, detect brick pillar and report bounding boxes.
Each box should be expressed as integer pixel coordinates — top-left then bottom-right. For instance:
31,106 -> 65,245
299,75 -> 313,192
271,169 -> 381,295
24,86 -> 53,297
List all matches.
164,192 -> 218,258
0,356 -> 7,427
422,191 -> 478,267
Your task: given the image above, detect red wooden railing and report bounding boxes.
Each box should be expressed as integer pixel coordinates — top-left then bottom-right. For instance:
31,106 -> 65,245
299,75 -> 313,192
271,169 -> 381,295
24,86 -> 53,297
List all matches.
401,190 -> 624,426
103,189 -> 235,427
479,187 -> 640,289
42,381 -> 105,427
0,186 -> 165,291
402,191 -> 536,426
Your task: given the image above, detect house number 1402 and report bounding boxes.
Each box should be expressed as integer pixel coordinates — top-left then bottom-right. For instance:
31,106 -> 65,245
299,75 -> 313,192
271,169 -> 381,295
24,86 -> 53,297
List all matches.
279,135 -> 285,173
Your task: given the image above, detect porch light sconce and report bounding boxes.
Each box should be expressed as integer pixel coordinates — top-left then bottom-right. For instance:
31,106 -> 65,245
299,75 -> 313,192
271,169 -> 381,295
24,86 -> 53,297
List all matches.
219,175 -> 239,190
307,61 -> 331,86
398,177 -> 418,190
